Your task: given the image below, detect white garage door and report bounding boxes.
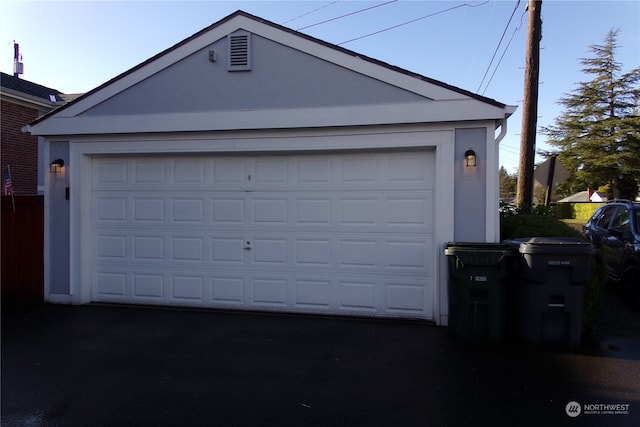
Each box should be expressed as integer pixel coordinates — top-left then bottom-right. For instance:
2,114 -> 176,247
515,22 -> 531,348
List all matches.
91,151 -> 435,319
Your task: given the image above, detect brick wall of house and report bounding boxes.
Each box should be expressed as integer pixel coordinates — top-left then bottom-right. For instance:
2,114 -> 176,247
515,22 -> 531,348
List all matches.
1,100 -> 39,195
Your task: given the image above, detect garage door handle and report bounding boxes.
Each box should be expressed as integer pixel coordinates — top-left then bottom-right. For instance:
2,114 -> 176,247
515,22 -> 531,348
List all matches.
244,246 -> 252,251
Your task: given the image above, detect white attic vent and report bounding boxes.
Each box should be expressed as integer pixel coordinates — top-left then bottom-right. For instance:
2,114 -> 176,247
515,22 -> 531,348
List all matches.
228,31 -> 251,71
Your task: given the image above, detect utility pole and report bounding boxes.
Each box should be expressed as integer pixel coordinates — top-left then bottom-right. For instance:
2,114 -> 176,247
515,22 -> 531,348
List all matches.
516,0 -> 542,211
544,155 -> 556,206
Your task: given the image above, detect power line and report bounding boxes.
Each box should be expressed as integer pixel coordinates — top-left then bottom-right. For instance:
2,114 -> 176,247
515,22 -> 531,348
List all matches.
338,1 -> 489,46
296,0 -> 398,31
480,6 -> 527,95
500,145 -> 520,155
281,1 -> 342,25
476,0 -> 521,93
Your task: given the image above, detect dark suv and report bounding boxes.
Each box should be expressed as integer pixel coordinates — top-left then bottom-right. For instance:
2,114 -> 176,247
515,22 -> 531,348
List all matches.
583,200 -> 640,305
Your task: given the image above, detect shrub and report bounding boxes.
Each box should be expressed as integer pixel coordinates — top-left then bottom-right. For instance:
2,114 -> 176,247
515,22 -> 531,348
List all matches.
573,203 -> 604,220
556,203 -> 575,219
501,213 -> 584,240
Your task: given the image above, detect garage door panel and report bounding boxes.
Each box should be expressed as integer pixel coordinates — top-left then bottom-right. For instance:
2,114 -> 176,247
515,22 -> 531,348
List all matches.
253,198 -> 288,224
212,237 -> 246,263
174,159 -> 205,184
93,159 -> 128,185
134,160 -> 166,184
171,237 -> 204,262
255,159 -> 289,184
341,157 -> 379,183
253,238 -> 288,264
95,197 -> 127,222
340,198 -> 378,225
252,278 -> 287,306
212,158 -> 247,184
211,276 -> 245,304
213,198 -> 245,223
385,240 -> 427,269
134,198 -> 165,222
387,197 -> 428,225
339,240 -> 378,267
95,271 -> 127,297
386,281 -> 428,313
295,199 -> 331,225
171,275 -> 205,301
339,280 -> 377,311
388,155 -> 431,183
96,235 -> 127,259
133,274 -> 165,299
295,239 -> 331,266
297,159 -> 332,183
91,151 -> 435,319
173,199 -> 205,223
294,279 -> 332,309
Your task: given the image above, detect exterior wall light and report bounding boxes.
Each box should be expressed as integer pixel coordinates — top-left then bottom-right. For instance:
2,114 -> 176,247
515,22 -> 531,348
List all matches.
50,159 -> 65,173
464,150 -> 477,168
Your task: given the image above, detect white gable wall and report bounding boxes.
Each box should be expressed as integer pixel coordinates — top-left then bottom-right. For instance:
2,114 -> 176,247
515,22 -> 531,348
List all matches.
83,34 -> 427,116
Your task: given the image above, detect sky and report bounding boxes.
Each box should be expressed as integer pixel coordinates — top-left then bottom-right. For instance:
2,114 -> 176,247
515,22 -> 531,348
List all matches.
1,0 -> 639,173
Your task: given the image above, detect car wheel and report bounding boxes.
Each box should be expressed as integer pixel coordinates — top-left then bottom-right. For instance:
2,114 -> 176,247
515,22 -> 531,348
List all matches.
622,266 -> 640,311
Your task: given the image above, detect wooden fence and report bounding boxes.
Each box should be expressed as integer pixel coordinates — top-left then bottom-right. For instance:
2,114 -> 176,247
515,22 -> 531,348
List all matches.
1,195 -> 44,301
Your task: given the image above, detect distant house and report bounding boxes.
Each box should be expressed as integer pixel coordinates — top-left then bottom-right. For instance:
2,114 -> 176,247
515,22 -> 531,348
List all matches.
26,11 -> 515,325
558,190 -> 606,203
0,72 -> 66,194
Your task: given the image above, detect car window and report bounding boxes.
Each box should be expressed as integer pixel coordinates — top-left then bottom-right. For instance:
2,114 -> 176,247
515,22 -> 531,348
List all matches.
595,206 -> 618,229
610,208 -> 630,235
635,209 -> 640,234
610,208 -> 629,227
590,207 -> 607,225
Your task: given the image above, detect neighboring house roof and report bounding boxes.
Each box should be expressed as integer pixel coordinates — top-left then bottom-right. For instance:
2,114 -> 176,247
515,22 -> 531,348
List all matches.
1,72 -> 64,106
558,191 -> 607,203
27,10 -> 516,136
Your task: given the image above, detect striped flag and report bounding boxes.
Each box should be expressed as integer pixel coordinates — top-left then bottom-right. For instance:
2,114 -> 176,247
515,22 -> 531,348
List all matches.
2,166 -> 13,195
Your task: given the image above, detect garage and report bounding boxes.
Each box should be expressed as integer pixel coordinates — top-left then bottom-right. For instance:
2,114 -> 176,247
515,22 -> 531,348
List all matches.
91,151 -> 433,318
27,11 -> 514,325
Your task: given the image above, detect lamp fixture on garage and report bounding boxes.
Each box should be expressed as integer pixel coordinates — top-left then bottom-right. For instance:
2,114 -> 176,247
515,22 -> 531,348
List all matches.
464,150 -> 477,168
50,158 -> 64,173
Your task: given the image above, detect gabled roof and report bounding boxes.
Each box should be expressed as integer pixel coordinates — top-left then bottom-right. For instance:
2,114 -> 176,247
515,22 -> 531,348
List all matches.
558,191 -> 606,203
27,10 -> 515,136
1,72 -> 63,103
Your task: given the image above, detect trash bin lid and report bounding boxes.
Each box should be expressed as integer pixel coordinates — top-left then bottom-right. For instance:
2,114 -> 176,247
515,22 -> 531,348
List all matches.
509,237 -> 595,255
444,242 -> 512,266
444,242 -> 512,254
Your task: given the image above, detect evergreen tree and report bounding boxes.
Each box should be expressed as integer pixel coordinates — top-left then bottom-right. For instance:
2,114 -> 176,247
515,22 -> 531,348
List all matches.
542,30 -> 640,200
499,166 -> 517,198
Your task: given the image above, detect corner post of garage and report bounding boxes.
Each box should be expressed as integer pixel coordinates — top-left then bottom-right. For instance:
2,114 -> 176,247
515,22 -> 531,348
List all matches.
45,138 -> 72,303
436,132 -> 456,326
72,147 -> 94,304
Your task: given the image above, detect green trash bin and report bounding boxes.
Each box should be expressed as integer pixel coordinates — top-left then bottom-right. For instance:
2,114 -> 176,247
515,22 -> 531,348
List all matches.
444,243 -> 513,342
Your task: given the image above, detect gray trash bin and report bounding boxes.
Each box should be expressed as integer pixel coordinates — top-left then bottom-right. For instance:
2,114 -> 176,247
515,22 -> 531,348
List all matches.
506,237 -> 594,347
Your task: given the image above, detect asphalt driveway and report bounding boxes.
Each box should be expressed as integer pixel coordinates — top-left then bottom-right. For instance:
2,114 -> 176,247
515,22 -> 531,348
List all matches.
2,301 -> 639,427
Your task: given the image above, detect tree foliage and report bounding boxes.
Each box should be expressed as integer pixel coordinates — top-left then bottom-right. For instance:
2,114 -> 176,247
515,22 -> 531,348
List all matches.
499,166 -> 517,198
542,30 -> 640,200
